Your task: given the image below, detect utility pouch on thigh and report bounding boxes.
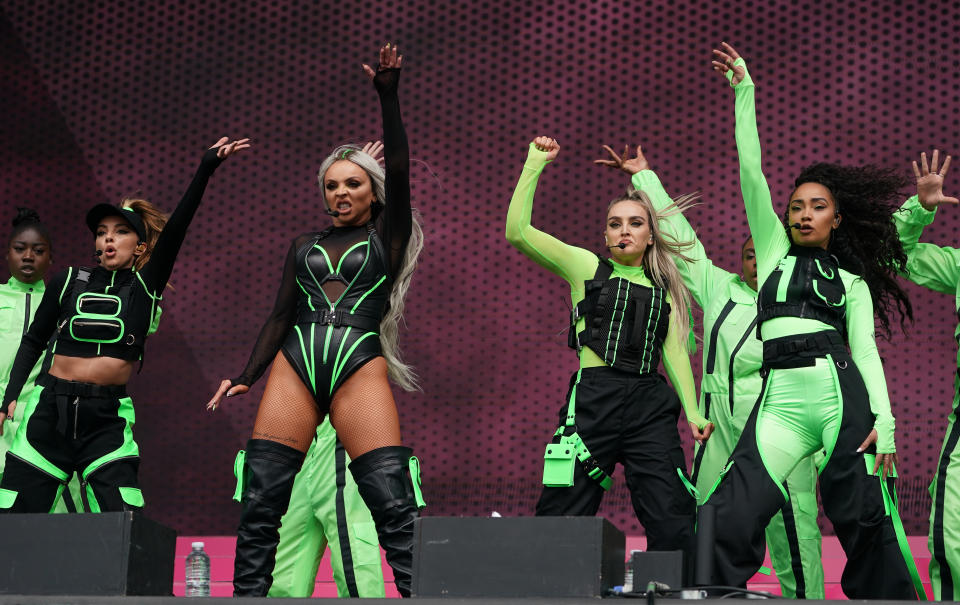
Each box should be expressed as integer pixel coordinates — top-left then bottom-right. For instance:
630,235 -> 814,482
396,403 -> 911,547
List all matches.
543,439 -> 577,487
232,449 -> 246,502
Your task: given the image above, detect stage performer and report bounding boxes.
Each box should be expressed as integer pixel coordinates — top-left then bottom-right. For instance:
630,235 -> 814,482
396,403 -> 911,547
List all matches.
207,43 -> 425,598
892,149 -> 960,601
596,144 -> 825,598
0,137 -> 249,514
704,42 -> 921,599
505,134 -> 711,576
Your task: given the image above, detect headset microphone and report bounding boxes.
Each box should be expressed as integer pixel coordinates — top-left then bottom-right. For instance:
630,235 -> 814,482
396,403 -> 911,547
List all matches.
607,243 -> 627,249
790,223 -> 802,229
325,208 -> 341,217
95,250 -> 103,264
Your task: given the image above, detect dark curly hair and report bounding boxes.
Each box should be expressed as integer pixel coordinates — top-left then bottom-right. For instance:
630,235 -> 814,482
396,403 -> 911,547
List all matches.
9,207 -> 51,248
786,163 -> 912,339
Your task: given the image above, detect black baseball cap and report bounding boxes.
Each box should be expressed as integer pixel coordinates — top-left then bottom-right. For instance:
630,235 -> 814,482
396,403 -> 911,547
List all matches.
85,204 -> 147,243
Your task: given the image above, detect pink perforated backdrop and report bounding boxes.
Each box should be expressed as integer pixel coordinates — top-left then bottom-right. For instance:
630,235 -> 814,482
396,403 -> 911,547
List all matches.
1,2 -> 958,534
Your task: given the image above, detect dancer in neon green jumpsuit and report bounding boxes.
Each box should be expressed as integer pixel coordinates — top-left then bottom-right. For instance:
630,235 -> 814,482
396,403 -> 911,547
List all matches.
267,418 -> 385,598
704,43 -> 921,599
595,145 -> 824,597
893,149 -> 960,601
0,209 -> 79,512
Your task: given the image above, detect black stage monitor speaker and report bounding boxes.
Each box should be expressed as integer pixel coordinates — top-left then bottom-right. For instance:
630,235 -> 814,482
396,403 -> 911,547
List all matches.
631,550 -> 685,592
411,516 -> 625,597
0,512 -> 176,595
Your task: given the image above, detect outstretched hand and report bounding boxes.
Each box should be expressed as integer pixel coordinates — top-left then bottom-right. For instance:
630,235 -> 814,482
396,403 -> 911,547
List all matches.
363,43 -> 403,79
594,144 -> 650,175
0,401 -> 16,436
206,379 -> 249,412
532,136 -> 560,161
211,137 -> 252,159
857,429 -> 899,479
690,421 -> 715,444
711,42 -> 746,85
361,140 -> 384,160
914,149 -> 958,211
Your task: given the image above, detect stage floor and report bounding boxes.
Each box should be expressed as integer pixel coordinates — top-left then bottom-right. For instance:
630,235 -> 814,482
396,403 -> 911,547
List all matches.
168,535 -> 933,600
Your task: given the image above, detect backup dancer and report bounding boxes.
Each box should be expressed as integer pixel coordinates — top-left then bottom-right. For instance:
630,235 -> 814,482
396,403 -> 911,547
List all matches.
892,149 -> 960,600
703,43 -> 920,599
0,137 -> 248,513
208,44 -> 425,597
506,135 -> 711,577
596,144 -> 825,598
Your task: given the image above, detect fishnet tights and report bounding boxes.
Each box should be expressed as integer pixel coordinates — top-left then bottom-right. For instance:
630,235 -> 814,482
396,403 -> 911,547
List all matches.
251,353 -> 402,457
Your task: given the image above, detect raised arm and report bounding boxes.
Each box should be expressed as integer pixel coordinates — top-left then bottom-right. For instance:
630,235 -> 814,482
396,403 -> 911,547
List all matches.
505,138 -> 597,285
894,150 -> 960,293
140,137 -> 250,294
365,43 -> 412,277
712,43 -> 788,281
595,143 -> 736,307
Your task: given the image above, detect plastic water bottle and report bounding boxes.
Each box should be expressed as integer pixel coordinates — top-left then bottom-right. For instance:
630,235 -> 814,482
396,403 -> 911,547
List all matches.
185,541 -> 210,597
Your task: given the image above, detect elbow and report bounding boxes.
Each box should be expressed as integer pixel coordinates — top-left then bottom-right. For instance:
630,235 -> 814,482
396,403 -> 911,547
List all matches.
505,223 -> 521,247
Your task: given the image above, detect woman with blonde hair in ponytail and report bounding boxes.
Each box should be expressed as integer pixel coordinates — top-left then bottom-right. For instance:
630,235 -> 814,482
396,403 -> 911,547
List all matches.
206,43 -> 424,598
505,135 -> 712,581
0,136 -> 249,515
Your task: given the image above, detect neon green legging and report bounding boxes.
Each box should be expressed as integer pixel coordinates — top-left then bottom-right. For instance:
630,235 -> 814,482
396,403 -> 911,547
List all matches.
757,359 -> 841,482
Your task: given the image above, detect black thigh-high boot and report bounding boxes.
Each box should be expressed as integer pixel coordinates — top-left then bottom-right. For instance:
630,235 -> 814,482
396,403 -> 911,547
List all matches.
233,439 -> 305,597
349,445 -> 421,598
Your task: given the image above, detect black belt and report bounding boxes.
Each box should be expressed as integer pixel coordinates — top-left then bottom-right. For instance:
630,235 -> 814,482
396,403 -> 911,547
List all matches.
37,374 -> 127,437
298,309 -> 380,333
762,330 -> 847,369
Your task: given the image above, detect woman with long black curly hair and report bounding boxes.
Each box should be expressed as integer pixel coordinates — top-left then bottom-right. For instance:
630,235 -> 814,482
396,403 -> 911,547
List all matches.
701,43 -> 921,599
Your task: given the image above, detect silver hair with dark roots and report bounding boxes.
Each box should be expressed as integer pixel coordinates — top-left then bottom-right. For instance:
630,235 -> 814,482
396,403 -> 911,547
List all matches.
607,188 -> 698,349
317,144 -> 425,391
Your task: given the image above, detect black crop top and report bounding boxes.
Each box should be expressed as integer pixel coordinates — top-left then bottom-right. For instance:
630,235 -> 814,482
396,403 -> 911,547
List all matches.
1,149 -> 223,410
232,68 -> 411,387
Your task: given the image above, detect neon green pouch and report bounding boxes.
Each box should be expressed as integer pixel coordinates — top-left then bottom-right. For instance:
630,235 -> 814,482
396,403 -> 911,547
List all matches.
542,442 -> 576,487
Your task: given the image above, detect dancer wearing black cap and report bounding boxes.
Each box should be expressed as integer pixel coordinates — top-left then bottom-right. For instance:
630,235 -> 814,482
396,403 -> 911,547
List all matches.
0,137 -> 248,513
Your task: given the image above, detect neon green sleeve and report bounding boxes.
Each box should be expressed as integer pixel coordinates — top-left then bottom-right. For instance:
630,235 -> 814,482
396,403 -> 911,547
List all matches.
632,170 -> 735,308
505,143 -> 598,285
894,196 -> 960,294
662,304 -> 707,429
844,276 -> 895,453
729,60 -> 789,282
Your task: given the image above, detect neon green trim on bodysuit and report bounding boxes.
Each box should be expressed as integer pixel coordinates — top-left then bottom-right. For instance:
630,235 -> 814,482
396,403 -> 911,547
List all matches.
307,245 -> 336,310
321,324 -> 331,365
351,275 -> 387,313
335,241 -> 368,274
296,277 -> 316,312
332,327 -> 354,387
330,332 -> 378,394
295,325 -> 317,393
58,266 -> 74,304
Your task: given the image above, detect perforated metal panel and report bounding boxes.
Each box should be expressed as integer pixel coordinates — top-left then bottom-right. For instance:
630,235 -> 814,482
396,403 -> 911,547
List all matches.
1,1 -> 958,533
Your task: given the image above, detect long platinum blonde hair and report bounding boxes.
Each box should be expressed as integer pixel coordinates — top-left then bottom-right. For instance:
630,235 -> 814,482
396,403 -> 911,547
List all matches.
317,145 -> 424,391
607,189 -> 697,350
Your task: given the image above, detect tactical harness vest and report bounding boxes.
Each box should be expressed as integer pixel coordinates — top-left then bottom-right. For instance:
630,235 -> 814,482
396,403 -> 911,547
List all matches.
757,245 -> 847,338
568,256 -> 671,374
54,266 -> 161,362
546,258 -> 673,492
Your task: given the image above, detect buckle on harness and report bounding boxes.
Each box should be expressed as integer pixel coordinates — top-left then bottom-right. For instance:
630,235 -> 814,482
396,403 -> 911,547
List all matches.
319,309 -> 344,327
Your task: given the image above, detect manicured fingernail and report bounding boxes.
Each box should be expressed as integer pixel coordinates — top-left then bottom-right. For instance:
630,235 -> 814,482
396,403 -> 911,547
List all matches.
856,447 -> 863,452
